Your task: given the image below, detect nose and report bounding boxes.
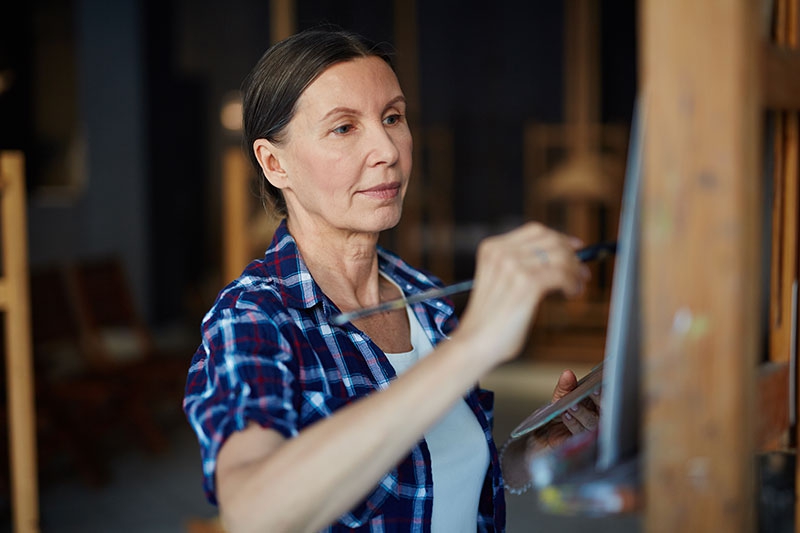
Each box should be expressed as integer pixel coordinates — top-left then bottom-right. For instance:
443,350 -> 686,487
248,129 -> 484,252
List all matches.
366,123 -> 400,167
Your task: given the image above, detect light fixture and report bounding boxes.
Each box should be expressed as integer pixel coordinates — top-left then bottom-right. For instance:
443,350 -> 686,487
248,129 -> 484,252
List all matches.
220,90 -> 243,132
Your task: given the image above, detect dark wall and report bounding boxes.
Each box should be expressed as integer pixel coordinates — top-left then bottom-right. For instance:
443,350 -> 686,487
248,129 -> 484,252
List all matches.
420,2 -> 565,230
0,4 -> 34,159
143,0 -> 208,324
1,0 -> 637,326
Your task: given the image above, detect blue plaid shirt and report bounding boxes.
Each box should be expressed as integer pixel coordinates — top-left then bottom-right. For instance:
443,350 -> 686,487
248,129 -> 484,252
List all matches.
184,220 -> 505,532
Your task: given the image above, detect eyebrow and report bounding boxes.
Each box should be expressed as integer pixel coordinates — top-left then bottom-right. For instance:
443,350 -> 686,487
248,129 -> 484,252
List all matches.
320,96 -> 407,122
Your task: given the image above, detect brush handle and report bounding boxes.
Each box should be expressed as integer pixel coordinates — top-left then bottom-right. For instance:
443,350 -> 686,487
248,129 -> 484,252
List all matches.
330,280 -> 474,325
330,241 -> 617,325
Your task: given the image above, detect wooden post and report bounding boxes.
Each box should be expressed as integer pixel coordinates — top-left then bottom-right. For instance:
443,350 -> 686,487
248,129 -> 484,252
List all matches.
769,0 -> 800,368
217,0 -> 295,284
769,1 -> 800,527
640,1 -> 761,531
0,151 -> 40,532
270,0 -> 295,44
425,126 -> 455,283
222,146 -> 251,285
393,0 -> 423,268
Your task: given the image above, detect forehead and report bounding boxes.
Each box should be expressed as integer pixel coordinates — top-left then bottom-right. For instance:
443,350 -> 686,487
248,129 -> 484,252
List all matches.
297,56 -> 403,114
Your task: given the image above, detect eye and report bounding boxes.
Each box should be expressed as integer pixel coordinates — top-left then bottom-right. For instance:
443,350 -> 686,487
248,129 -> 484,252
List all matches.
332,124 -> 353,135
383,114 -> 403,126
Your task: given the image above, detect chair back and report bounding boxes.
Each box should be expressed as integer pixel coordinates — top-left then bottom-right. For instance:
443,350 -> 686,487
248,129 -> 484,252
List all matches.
70,256 -> 155,365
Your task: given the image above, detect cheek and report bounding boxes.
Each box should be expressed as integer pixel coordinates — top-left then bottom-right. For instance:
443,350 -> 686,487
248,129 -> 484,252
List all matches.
298,156 -> 362,208
397,132 -> 414,171
287,147 -> 344,193
319,154 -> 360,189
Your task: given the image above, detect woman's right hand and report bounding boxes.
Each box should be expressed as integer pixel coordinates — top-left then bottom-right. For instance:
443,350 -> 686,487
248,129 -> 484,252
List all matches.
456,222 -> 591,368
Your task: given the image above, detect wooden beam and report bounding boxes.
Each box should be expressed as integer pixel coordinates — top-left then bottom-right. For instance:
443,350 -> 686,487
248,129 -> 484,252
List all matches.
0,279 -> 7,310
393,0 -> 423,268
564,0 -> 601,152
762,44 -> 800,110
269,0 -> 295,44
757,362 -> 791,451
424,126 -> 454,283
771,2 -> 800,528
769,111 -> 800,366
222,147 -> 250,285
0,151 -> 40,532
640,1 -> 761,531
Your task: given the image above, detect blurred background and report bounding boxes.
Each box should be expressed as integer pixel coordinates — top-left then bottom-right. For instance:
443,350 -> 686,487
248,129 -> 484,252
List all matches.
0,0 -> 640,530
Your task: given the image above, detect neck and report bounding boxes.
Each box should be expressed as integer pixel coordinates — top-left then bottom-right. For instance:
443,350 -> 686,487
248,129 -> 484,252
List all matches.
286,217 -> 390,312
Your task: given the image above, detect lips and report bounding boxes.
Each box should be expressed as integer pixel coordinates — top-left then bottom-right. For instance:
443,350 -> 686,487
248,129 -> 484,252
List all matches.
359,182 -> 401,200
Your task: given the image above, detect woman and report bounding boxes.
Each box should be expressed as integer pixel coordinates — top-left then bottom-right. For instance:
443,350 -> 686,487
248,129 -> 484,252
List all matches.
184,28 -> 596,532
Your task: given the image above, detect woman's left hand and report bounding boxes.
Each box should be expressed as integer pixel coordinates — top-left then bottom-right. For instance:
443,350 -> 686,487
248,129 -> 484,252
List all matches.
540,370 -> 601,448
500,370 -> 602,492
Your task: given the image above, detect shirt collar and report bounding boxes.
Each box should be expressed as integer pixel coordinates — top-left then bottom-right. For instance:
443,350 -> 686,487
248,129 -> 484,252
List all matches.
263,220 -> 325,311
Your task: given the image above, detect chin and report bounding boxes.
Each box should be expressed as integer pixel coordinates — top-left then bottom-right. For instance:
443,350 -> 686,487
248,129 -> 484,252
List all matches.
338,200 -> 404,235
357,218 -> 400,236
364,205 -> 403,233
381,209 -> 404,231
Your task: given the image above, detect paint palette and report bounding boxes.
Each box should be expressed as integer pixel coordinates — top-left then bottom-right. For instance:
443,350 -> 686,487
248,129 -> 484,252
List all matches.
509,362 -> 604,439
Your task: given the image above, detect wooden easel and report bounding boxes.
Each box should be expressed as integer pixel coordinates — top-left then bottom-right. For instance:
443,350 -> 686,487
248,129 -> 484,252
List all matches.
522,0 -> 628,364
220,0 -> 293,285
768,0 -> 800,432
0,151 -> 40,532
640,0 -> 800,530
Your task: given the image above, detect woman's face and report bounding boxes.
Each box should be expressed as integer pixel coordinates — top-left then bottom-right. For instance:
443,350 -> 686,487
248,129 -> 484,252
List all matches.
274,56 -> 412,237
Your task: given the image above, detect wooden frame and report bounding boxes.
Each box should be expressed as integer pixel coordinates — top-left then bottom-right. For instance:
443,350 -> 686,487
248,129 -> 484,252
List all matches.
762,45 -> 800,111
1,151 -> 40,532
220,0 -> 293,285
640,0 -> 775,530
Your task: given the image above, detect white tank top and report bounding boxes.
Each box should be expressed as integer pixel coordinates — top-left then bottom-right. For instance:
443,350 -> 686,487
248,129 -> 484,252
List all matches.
384,302 -> 490,532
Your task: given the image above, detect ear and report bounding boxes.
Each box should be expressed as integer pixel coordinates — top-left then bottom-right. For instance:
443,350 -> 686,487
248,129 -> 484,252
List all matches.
253,139 -> 289,190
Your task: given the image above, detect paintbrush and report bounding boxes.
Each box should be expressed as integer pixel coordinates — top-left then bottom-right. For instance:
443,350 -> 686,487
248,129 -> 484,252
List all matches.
330,241 -> 617,326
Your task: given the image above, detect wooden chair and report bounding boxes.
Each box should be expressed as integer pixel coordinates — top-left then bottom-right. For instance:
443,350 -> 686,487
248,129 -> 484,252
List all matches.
68,256 -> 190,447
28,264 -> 116,486
27,256 -> 190,489
28,261 -> 170,486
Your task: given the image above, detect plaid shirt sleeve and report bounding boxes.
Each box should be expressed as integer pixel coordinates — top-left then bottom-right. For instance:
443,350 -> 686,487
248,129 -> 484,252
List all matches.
183,287 -> 300,505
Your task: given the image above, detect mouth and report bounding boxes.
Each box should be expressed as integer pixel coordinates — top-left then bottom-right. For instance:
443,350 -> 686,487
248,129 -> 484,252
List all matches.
358,181 -> 402,200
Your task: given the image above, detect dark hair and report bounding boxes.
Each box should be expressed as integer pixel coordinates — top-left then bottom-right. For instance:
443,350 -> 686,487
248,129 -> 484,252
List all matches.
242,28 -> 395,217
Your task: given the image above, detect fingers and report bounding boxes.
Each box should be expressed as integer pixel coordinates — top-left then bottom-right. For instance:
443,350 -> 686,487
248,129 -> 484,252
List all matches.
476,223 -> 591,299
504,224 -> 587,272
542,423 -> 572,449
561,402 -> 599,434
455,222 -> 593,366
502,221 -> 583,251
551,369 -> 578,402
531,395 -> 602,449
552,370 -> 601,436
589,389 -> 602,409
